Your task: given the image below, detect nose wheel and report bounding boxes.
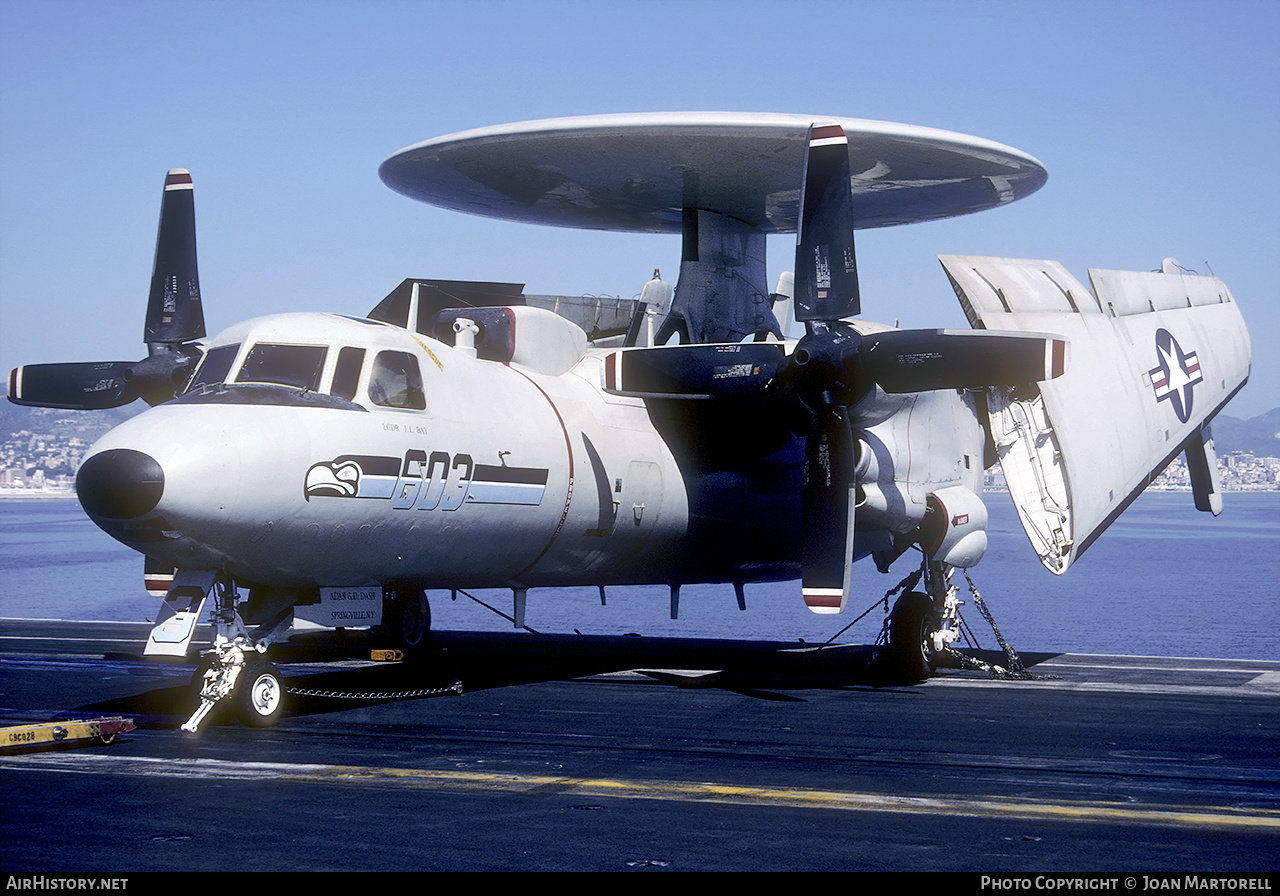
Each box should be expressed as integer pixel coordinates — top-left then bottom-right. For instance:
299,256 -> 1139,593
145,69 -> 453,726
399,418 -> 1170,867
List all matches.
236,659 -> 285,727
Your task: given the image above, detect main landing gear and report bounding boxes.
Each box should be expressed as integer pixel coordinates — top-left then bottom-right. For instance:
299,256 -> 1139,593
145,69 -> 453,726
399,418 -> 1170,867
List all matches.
888,591 -> 940,681
881,558 -> 1038,682
379,586 -> 432,652
884,559 -> 963,682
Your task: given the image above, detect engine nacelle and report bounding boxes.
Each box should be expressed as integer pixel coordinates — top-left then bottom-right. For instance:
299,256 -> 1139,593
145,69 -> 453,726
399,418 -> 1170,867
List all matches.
919,485 -> 988,568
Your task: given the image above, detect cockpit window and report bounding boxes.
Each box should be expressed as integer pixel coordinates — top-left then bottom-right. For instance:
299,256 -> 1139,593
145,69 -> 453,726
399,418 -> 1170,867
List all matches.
185,343 -> 241,393
369,350 -> 425,409
237,343 -> 327,391
331,347 -> 366,401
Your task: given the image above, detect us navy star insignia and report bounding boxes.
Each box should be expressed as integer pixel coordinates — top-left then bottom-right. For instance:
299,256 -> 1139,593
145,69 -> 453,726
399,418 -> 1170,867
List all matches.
1148,328 -> 1202,423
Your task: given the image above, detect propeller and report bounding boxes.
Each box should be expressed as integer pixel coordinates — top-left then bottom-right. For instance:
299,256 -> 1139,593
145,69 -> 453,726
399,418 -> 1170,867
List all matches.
603,123 -> 1068,614
7,169 -> 206,410
788,124 -> 1067,612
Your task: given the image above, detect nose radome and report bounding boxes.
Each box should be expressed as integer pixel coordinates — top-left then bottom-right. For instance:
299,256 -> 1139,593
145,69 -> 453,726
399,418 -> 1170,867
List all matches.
76,448 -> 165,519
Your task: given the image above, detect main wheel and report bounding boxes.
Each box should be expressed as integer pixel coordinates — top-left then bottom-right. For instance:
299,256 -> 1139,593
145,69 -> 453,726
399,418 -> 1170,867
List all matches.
889,591 -> 939,682
235,659 -> 285,727
383,588 -> 431,651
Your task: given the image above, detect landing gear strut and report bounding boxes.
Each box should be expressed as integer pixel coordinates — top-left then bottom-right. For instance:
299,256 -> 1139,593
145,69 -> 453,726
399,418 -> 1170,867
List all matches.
181,576 -> 292,732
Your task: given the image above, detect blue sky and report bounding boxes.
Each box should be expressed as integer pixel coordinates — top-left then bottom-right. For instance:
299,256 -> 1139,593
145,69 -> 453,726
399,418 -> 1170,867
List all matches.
2,0 -> 1276,418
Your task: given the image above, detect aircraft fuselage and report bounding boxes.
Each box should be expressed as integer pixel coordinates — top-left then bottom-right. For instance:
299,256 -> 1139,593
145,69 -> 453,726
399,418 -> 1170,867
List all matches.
76,311 -> 986,601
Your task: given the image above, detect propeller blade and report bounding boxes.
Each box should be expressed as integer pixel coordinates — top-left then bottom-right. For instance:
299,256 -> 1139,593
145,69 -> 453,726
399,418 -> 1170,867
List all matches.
7,350 -> 200,410
144,169 -> 205,350
860,328 -> 1069,393
794,123 -> 860,323
603,342 -> 786,399
7,361 -> 134,410
801,403 -> 857,614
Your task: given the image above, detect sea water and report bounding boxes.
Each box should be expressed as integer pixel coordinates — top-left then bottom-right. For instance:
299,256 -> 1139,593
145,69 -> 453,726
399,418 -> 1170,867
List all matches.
0,492 -> 1275,660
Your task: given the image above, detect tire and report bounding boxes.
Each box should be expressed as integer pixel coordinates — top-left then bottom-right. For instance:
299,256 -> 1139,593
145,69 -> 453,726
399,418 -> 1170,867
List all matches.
889,591 -> 939,682
235,659 -> 285,727
383,588 -> 431,651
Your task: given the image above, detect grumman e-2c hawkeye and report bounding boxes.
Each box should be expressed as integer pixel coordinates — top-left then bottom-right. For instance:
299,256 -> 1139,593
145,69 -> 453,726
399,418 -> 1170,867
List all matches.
7,113 -> 1252,730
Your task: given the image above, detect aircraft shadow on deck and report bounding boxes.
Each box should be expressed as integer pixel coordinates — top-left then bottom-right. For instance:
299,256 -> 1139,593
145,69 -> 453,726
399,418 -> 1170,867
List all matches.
82,630 -> 1063,728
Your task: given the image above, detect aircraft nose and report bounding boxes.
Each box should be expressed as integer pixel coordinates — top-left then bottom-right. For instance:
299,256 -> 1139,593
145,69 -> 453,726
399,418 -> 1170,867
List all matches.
76,448 -> 165,519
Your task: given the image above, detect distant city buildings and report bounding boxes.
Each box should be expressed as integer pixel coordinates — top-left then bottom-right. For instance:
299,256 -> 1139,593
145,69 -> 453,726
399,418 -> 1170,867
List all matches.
1147,451 -> 1280,492
1,420 -> 103,494
982,451 -> 1280,493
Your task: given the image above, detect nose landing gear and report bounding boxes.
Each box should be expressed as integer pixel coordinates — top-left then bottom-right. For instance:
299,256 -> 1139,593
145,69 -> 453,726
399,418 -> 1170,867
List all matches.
181,576 -> 292,732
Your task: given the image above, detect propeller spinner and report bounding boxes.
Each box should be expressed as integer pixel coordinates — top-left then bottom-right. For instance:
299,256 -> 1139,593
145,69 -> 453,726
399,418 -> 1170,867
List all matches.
7,169 -> 206,410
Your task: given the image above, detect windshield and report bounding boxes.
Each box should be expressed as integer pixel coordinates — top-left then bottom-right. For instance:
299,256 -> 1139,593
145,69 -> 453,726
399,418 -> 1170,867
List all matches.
185,343 -> 241,392
236,343 -> 328,391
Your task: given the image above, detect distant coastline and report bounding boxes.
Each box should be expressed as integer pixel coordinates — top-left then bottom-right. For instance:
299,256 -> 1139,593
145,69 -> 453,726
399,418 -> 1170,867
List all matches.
0,487 -> 78,500
4,400 -> 1278,496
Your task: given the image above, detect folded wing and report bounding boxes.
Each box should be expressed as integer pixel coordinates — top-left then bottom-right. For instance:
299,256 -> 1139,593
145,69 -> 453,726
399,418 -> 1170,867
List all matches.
941,255 -> 1251,573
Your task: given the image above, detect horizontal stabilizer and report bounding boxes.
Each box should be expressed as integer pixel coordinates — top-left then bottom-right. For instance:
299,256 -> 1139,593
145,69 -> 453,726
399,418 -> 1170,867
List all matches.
941,255 -> 1251,573
527,293 -> 645,342
370,278 -> 643,344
